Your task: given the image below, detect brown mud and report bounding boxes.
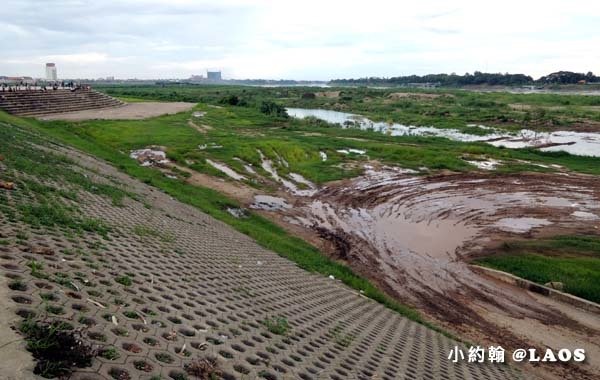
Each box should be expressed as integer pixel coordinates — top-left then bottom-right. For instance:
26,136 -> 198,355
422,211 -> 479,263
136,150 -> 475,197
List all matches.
279,169 -> 600,380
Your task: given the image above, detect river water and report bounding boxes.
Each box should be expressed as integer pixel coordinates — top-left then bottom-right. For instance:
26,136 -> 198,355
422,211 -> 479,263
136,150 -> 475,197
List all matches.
287,108 -> 600,157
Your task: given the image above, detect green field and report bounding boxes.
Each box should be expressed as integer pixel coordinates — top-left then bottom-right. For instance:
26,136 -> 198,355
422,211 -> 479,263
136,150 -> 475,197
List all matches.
97,84 -> 600,133
475,236 -> 600,303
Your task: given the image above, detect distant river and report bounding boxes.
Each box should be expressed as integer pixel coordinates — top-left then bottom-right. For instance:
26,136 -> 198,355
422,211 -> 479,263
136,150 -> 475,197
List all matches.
286,108 -> 600,157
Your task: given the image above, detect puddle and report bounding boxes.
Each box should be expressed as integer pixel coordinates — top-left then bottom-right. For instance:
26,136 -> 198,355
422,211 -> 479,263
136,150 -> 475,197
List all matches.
206,159 -> 246,180
251,195 -> 292,211
258,150 -> 317,196
465,158 -> 502,170
287,108 -> 600,157
243,164 -> 256,174
226,207 -> 246,218
493,217 -> 553,233
130,148 -> 169,167
279,169 -> 598,305
572,211 -> 599,220
337,149 -> 366,155
289,173 -> 316,189
199,143 -> 223,150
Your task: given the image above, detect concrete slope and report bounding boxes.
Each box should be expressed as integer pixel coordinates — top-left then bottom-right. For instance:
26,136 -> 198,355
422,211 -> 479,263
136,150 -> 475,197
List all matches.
0,123 -> 520,379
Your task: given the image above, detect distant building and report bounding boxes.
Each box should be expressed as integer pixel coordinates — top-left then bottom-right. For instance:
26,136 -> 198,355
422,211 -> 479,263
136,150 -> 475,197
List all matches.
45,63 -> 57,81
207,71 -> 222,81
189,74 -> 204,81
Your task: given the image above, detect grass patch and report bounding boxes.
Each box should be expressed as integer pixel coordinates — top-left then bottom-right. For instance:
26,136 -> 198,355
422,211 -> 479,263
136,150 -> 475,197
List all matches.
262,316 -> 289,335
19,319 -> 97,378
330,323 -> 356,348
100,347 -> 120,360
475,235 -> 600,303
115,275 -> 133,287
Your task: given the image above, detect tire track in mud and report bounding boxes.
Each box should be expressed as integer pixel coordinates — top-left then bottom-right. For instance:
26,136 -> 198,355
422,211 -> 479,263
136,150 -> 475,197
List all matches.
270,169 -> 600,380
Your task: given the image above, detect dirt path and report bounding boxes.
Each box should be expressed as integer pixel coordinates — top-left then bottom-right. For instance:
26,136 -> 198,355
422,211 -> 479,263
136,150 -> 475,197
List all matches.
37,101 -> 195,121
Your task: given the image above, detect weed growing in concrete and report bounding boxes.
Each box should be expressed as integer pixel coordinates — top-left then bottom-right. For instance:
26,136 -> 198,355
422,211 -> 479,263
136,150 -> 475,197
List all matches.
262,316 -> 289,335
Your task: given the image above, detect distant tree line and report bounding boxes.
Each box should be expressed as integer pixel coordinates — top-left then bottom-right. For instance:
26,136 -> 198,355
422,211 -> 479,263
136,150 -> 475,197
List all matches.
537,71 -> 599,84
330,71 -> 600,86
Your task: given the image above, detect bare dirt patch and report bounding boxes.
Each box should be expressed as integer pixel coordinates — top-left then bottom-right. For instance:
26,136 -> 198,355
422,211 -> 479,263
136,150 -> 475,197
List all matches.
387,92 -> 456,100
315,91 -> 341,98
37,101 -> 196,121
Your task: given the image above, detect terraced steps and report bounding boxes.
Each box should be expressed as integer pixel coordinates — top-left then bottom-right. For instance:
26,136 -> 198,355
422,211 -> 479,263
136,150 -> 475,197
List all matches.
0,90 -> 124,116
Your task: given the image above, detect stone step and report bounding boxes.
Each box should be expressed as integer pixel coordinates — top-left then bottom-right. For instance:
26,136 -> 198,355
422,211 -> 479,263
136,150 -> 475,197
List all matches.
0,90 -> 124,116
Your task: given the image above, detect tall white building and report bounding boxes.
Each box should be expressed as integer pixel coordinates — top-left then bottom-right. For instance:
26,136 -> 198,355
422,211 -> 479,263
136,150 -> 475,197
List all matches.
45,63 -> 57,81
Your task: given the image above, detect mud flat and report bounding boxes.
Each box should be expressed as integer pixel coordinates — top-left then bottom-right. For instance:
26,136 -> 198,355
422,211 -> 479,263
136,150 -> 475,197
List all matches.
38,101 -> 195,121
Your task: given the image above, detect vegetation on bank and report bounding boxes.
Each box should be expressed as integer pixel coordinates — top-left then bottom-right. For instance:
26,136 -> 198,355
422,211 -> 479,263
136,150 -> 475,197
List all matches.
475,236 -> 600,303
330,70 -> 600,86
96,83 -> 600,133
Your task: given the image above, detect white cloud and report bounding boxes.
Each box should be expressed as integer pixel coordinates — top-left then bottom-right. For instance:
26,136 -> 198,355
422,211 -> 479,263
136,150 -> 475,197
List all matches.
0,0 -> 599,79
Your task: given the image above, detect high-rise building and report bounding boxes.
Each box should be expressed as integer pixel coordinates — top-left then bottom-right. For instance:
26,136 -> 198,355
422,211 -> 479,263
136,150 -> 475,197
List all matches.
207,71 -> 222,81
45,63 -> 57,81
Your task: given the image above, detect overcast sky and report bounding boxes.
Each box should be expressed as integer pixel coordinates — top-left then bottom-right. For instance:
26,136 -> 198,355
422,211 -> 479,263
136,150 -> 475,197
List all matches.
1,0 -> 599,80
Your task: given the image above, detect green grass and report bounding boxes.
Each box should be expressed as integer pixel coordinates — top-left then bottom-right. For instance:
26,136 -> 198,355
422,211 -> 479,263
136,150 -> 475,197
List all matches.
330,323 -> 356,348
262,316 -> 289,335
100,347 -> 120,360
475,235 -> 600,303
115,275 -> 133,287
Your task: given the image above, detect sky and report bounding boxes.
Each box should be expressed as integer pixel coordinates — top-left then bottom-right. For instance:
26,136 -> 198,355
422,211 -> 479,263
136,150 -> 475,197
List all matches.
1,0 -> 599,80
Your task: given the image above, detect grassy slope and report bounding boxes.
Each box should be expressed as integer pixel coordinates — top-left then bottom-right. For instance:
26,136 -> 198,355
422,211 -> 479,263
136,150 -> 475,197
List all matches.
0,111 -> 436,335
475,236 -> 600,303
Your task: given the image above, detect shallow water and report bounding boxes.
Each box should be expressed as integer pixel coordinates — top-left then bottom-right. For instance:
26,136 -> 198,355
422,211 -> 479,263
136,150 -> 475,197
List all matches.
206,159 -> 246,180
287,108 -> 600,157
258,150 -> 317,196
251,195 -> 292,211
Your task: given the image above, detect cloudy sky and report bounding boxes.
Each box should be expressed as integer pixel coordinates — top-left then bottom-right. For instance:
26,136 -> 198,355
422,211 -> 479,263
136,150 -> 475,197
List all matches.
1,0 -> 599,80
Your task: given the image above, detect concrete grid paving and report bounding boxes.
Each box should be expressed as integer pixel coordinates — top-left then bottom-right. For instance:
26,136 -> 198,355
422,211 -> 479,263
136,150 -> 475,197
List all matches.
0,144 -> 521,380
